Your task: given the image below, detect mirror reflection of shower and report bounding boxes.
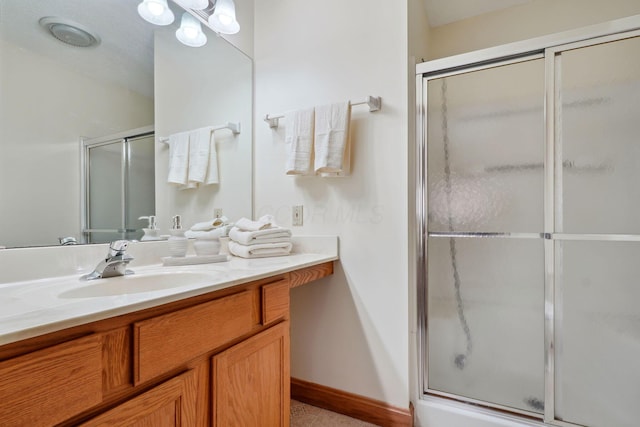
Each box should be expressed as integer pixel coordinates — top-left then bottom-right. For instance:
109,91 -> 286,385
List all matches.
82,127 -> 155,244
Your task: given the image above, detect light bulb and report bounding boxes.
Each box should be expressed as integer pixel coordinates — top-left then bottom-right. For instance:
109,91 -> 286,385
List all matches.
208,0 -> 240,35
176,12 -> 207,47
138,0 -> 175,26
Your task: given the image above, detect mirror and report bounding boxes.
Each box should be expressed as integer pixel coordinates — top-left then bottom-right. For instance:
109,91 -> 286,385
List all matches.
0,0 -> 253,249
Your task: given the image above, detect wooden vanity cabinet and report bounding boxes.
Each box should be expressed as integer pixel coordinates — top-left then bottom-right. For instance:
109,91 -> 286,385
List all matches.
212,321 -> 290,427
0,262 -> 332,427
80,369 -> 198,427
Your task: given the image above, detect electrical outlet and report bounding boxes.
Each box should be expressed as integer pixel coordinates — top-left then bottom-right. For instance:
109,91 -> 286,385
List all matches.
214,208 -> 223,218
292,205 -> 303,226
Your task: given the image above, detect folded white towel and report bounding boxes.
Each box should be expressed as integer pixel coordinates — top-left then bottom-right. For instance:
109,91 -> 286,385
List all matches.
285,108 -> 315,175
167,131 -> 190,185
229,226 -> 291,245
184,227 -> 227,240
228,241 -> 292,259
191,216 -> 229,231
187,127 -> 211,185
205,131 -> 219,185
235,215 -> 275,231
314,102 -> 351,175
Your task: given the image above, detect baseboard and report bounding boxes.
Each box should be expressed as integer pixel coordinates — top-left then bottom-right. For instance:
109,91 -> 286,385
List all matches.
291,378 -> 413,427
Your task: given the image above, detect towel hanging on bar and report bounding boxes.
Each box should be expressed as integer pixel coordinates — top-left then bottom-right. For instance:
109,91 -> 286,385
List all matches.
264,96 -> 381,128
159,121 -> 241,144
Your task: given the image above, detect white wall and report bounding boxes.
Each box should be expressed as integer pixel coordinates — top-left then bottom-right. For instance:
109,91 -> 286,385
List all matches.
428,0 -> 640,59
254,0 -> 411,408
0,39 -> 153,248
154,27 -> 253,231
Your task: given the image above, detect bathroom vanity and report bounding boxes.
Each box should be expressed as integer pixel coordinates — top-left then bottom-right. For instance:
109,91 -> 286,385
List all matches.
0,245 -> 335,426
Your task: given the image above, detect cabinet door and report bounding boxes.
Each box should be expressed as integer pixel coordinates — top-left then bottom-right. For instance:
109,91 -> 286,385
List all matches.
80,370 -> 196,427
212,321 -> 290,427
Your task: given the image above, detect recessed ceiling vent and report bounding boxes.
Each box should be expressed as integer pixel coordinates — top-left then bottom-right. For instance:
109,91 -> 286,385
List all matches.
39,17 -> 101,48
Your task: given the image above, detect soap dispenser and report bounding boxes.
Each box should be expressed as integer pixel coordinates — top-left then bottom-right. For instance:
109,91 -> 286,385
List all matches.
168,215 -> 188,257
138,215 -> 159,241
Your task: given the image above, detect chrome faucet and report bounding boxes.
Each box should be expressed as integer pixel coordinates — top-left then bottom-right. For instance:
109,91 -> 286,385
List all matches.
81,240 -> 134,281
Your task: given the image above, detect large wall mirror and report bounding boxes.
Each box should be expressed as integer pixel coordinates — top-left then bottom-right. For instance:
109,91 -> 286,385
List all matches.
0,0 -> 253,249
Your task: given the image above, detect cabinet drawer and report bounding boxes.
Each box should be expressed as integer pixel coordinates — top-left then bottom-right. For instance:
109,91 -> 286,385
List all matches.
134,290 -> 256,384
262,279 -> 290,325
0,334 -> 103,427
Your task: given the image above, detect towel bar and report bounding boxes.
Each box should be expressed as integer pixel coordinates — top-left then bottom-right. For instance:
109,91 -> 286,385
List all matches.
264,96 -> 382,129
159,122 -> 241,144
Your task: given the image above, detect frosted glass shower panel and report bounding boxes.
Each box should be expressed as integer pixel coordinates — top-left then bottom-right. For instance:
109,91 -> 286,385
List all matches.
556,240 -> 640,427
427,236 -> 544,413
560,36 -> 640,234
426,59 -> 545,233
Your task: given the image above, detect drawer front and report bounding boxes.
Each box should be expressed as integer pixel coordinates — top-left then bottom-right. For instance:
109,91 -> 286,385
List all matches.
262,279 -> 290,325
134,290 -> 256,384
0,334 -> 103,427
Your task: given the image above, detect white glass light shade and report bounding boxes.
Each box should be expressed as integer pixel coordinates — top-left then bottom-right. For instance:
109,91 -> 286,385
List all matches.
208,0 -> 240,34
137,0 -> 175,25
175,0 -> 209,10
176,13 -> 207,47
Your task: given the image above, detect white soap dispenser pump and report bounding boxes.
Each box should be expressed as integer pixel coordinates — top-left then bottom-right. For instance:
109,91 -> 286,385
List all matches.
139,215 -> 160,241
168,215 -> 188,257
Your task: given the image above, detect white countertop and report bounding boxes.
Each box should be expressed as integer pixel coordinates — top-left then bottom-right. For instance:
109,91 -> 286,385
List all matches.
0,237 -> 338,347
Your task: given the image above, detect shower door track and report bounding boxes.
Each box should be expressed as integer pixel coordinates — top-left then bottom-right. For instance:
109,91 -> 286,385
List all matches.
416,17 -> 640,427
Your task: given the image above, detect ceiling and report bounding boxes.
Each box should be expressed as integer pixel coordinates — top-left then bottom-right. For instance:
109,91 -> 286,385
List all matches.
425,0 -> 535,27
0,0 -> 186,98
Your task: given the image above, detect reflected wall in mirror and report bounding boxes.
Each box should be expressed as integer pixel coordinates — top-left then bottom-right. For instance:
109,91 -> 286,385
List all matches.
0,0 -> 253,249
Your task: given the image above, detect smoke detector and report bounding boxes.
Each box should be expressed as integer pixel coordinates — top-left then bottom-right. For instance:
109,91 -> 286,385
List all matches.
39,17 -> 101,48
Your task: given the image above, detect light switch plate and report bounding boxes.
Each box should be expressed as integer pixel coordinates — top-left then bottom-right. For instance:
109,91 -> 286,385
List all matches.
214,208 -> 223,218
292,205 -> 303,226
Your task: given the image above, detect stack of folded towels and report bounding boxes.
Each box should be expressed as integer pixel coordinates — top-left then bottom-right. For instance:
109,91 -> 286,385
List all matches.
228,215 -> 292,259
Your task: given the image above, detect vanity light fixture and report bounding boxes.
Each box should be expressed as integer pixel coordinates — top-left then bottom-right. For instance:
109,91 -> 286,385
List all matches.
208,0 -> 240,35
174,0 -> 209,10
137,0 -> 175,26
176,12 -> 207,47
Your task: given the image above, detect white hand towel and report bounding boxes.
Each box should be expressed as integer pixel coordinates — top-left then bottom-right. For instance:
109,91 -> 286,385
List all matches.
314,102 -> 351,175
205,131 -> 219,185
285,108 -> 315,175
187,127 -> 211,185
228,241 -> 292,259
229,226 -> 292,245
167,131 -> 190,185
235,215 -> 275,231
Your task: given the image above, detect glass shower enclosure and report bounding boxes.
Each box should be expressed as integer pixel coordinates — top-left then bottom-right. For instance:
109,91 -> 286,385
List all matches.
82,127 -> 155,244
418,29 -> 640,427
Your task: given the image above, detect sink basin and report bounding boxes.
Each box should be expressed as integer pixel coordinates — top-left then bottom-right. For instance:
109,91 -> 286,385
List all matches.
59,271 -> 223,299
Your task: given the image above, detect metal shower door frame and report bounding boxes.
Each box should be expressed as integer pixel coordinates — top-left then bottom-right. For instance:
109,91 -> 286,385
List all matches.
416,17 -> 640,427
80,125 -> 154,243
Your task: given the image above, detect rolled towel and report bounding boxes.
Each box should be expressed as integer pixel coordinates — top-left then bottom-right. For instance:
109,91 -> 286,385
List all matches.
191,216 -> 229,231
228,241 -> 292,259
314,101 -> 351,174
235,214 -> 275,231
285,108 -> 315,175
229,226 -> 291,245
184,227 -> 227,240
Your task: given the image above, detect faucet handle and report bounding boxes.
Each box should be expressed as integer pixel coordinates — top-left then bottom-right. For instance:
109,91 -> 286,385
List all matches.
108,240 -> 130,256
